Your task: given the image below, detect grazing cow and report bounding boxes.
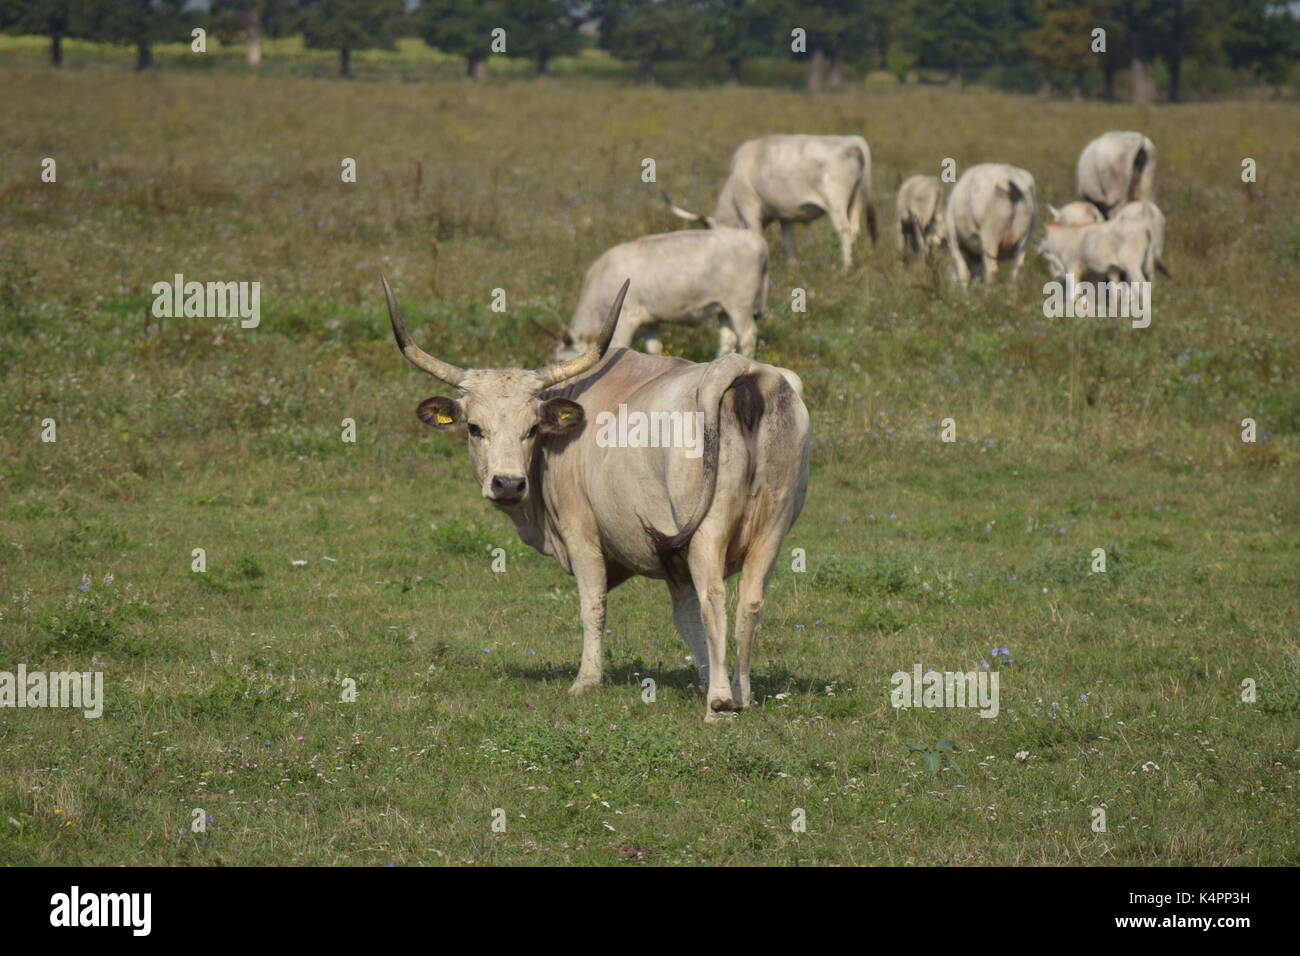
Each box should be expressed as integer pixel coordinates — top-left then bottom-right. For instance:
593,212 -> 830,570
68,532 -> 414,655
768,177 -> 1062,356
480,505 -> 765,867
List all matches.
666,134 -> 878,270
1037,218 -> 1154,284
1047,201 -> 1104,225
944,163 -> 1038,286
1113,200 -> 1170,277
1076,131 -> 1156,219
550,227 -> 768,361
383,275 -> 810,722
896,174 -> 946,263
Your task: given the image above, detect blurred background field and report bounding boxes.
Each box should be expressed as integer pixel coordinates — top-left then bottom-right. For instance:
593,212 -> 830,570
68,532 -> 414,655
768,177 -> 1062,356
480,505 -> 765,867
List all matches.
0,13 -> 1297,864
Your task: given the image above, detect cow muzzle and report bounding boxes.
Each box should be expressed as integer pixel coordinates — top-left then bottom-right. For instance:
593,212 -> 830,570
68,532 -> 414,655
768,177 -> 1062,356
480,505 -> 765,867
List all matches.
487,474 -> 527,504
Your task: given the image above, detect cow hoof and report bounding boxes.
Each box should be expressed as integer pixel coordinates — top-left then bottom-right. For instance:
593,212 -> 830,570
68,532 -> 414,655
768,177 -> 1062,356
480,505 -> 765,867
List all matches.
709,695 -> 736,713
568,677 -> 601,697
704,710 -> 737,724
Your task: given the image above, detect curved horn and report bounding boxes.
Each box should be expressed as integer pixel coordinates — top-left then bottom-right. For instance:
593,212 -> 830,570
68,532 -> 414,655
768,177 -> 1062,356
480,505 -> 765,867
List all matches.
535,279 -> 629,387
661,190 -> 704,223
381,273 -> 467,387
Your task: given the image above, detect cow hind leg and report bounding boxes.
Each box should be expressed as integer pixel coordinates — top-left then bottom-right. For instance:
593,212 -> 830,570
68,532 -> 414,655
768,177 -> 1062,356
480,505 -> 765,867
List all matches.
687,551 -> 734,721
730,528 -> 785,711
950,244 -> 972,287
721,304 -> 757,357
669,584 -> 711,687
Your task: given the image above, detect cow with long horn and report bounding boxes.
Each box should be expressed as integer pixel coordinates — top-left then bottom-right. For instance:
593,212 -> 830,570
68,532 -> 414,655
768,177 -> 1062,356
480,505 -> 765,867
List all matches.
383,274 -> 811,722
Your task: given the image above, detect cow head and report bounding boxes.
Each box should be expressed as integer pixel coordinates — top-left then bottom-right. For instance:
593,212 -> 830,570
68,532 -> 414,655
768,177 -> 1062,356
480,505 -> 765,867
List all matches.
1036,223 -> 1085,283
384,274 -> 629,508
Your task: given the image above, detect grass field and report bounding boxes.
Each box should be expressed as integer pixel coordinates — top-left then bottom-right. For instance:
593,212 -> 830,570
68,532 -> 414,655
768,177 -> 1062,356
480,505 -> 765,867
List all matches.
1,59 -> 1298,866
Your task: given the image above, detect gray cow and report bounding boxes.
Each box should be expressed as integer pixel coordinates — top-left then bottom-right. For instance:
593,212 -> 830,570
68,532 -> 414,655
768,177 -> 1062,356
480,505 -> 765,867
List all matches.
896,174 -> 947,263
667,134 -> 878,270
1076,131 -> 1157,219
945,163 -> 1038,286
384,276 -> 810,722
552,227 -> 768,361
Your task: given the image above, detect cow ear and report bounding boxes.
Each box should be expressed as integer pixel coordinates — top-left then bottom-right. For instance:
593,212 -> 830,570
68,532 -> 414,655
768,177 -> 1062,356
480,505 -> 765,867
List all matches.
417,396 -> 463,429
539,397 -> 584,435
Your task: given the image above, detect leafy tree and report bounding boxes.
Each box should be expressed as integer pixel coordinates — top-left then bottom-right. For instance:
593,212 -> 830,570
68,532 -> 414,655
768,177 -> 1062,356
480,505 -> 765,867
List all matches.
419,0 -> 512,79
210,0 -> 295,67
599,0 -> 709,84
508,0 -> 582,76
703,0 -> 776,84
299,0 -> 403,78
906,0 -> 1003,89
78,0 -> 187,71
0,0 -> 77,66
1223,0 -> 1300,90
1026,0 -> 1098,98
1146,0 -> 1216,102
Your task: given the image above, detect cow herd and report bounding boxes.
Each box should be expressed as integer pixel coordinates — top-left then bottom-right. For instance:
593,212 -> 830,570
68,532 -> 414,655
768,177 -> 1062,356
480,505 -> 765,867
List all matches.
382,127 -> 1167,722
897,129 -> 1166,289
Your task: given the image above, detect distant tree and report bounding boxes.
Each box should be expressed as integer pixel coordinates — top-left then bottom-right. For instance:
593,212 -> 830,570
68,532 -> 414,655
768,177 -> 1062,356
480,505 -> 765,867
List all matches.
0,0 -> 77,66
1026,0 -> 1097,98
766,0 -> 872,92
299,0 -> 403,78
868,0 -> 912,82
703,0 -> 776,85
79,0 -> 187,71
906,0 -> 1003,90
599,0 -> 709,84
1223,0 -> 1300,90
1146,0 -> 1217,102
210,0 -> 295,67
507,0 -> 581,76
419,0 -> 512,79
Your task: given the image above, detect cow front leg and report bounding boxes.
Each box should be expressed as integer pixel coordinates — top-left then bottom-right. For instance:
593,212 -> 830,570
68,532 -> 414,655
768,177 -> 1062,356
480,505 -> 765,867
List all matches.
780,222 -> 798,261
568,556 -> 608,697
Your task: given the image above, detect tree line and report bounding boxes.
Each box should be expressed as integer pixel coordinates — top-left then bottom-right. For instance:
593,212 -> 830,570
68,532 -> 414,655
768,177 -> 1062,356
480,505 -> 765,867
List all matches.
2,1 -> 1296,101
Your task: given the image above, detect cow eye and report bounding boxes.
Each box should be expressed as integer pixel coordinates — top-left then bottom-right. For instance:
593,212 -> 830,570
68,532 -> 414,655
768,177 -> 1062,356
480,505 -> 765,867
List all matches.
526,424 -> 539,439
467,423 -> 483,439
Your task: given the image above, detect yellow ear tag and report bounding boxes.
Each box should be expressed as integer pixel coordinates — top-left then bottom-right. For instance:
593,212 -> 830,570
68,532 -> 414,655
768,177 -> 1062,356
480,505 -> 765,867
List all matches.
559,410 -> 572,420
437,413 -> 454,424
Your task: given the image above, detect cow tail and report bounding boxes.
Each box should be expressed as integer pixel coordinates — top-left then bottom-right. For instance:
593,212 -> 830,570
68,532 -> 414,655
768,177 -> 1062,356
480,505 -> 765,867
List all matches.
756,249 -> 769,320
641,354 -> 753,581
1143,225 -> 1155,282
853,143 -> 878,245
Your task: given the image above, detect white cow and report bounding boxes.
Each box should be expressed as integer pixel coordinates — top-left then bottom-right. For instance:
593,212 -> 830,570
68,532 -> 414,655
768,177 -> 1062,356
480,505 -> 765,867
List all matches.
1076,131 -> 1156,219
667,134 -> 877,270
896,175 -> 946,262
384,277 -> 811,721
945,163 -> 1038,286
1037,218 -> 1154,284
1113,200 -> 1169,277
552,228 -> 769,361
1047,201 -> 1104,225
